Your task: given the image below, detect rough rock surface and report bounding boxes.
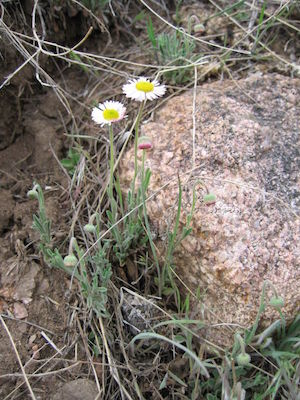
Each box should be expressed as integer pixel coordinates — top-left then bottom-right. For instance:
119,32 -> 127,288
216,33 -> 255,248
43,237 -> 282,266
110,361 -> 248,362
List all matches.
52,379 -> 99,400
120,74 -> 300,346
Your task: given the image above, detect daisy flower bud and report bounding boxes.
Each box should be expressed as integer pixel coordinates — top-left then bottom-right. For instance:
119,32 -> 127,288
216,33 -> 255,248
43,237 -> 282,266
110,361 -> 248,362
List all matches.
63,254 -> 78,267
269,296 -> 284,309
235,333 -> 251,367
122,77 -> 166,102
236,352 -> 251,367
84,224 -> 96,233
27,189 -> 39,200
138,136 -> 153,150
203,193 -> 216,205
92,101 -> 126,127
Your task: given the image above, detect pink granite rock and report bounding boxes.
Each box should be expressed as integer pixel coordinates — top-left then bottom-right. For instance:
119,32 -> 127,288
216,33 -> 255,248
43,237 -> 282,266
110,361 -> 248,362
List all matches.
120,74 -> 300,346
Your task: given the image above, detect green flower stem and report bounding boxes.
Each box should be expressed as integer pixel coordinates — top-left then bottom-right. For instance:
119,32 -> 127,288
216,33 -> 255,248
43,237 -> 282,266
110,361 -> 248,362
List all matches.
108,124 -> 114,201
132,101 -> 145,193
244,282 -> 266,346
266,280 -> 286,336
141,149 -> 161,297
277,308 -> 286,337
235,333 -> 251,366
71,238 -> 84,269
236,333 -> 246,355
89,213 -> 98,225
108,124 -> 122,244
68,236 -> 77,255
141,149 -> 146,190
266,280 -> 279,298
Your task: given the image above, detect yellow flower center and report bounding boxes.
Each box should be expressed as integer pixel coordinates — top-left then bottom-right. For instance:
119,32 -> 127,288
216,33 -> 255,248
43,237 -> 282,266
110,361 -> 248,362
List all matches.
103,108 -> 119,121
136,81 -> 154,93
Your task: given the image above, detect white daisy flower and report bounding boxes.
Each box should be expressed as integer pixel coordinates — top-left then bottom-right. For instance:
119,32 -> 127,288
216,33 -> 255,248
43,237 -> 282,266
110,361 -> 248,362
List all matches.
91,100 -> 127,126
122,77 -> 166,102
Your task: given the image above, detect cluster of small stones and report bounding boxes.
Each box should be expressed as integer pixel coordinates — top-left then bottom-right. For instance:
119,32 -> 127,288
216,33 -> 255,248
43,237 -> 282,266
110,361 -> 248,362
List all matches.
120,74 -> 300,346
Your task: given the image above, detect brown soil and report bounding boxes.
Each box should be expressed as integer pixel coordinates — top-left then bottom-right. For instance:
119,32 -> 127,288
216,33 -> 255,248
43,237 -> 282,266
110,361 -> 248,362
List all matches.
0,0 -> 147,395
0,32 -> 87,400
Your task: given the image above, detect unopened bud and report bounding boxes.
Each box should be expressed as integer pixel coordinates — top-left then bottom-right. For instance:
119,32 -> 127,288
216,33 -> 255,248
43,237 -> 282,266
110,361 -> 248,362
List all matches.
84,224 -> 96,233
193,23 -> 205,34
27,189 -> 38,200
269,296 -> 284,309
138,136 -> 153,151
236,352 -> 251,366
63,254 -> 78,267
203,193 -> 216,205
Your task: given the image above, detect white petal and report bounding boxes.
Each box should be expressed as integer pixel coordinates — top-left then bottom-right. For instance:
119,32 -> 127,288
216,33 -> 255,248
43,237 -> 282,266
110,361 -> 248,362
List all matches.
91,108 -> 103,124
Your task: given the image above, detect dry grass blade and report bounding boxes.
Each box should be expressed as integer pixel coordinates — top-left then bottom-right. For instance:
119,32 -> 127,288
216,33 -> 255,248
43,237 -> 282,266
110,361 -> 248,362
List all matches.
99,316 -> 134,400
208,0 -> 299,69
0,362 -> 81,379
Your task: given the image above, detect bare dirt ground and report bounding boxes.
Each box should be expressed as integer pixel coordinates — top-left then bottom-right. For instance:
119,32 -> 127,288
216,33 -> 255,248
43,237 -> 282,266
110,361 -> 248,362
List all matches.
0,14 -> 93,398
